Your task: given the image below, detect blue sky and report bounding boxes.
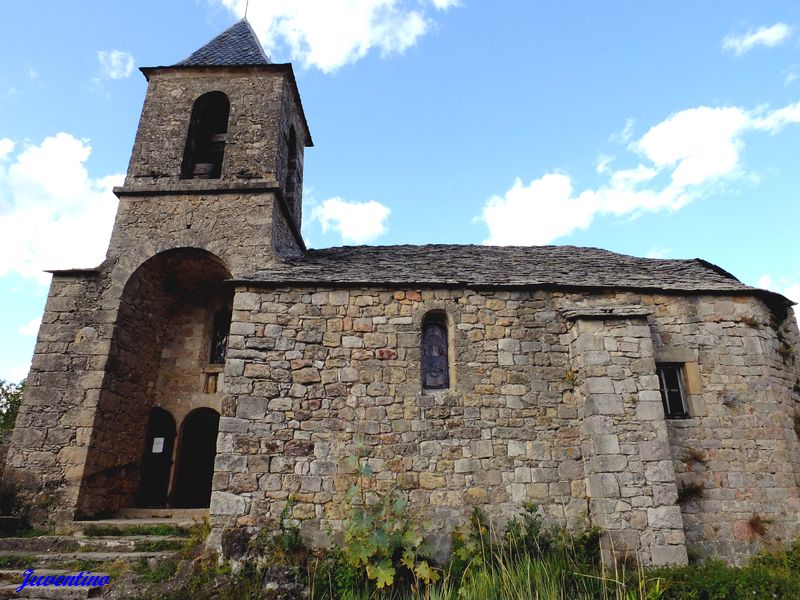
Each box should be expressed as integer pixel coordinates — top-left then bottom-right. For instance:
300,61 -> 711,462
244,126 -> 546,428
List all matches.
1,1 -> 800,382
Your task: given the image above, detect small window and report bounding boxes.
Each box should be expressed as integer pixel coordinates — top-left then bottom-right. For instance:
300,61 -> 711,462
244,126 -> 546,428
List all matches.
422,313 -> 449,389
209,308 -> 232,365
285,126 -> 299,212
657,363 -> 688,418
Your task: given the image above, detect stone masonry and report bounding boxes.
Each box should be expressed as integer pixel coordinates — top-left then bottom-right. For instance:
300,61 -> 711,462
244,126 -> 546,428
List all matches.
206,286 -> 799,565
3,19 -> 800,569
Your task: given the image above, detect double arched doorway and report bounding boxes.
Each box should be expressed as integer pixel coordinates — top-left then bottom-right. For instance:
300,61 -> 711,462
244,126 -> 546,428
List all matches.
76,248 -> 232,516
138,407 -> 220,509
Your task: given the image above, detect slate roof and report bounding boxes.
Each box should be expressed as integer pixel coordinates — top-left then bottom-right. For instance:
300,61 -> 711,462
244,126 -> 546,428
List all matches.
175,19 -> 270,67
240,244 -> 786,301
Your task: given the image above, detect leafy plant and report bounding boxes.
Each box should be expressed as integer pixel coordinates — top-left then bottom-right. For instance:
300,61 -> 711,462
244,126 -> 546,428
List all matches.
340,454 -> 439,591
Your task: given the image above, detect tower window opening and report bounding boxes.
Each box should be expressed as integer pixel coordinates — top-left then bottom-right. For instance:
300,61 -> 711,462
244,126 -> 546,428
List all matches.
181,91 -> 230,179
286,126 -> 299,211
210,307 -> 232,365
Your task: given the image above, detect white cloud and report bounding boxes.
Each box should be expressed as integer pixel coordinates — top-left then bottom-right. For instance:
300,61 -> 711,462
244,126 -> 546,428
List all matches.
219,0 -> 458,72
482,175 -> 598,245
312,197 -> 390,243
723,23 -> 793,56
784,66 -> 799,86
480,100 -> 800,245
610,118 -> 635,144
756,274 -> 773,289
2,363 -> 31,384
645,247 -> 672,259
97,50 -> 135,80
0,139 -> 14,161
756,274 -> 800,304
785,284 -> 800,304
595,154 -> 614,174
17,317 -> 41,337
0,133 -> 122,283
28,67 -> 39,81
633,106 -> 749,187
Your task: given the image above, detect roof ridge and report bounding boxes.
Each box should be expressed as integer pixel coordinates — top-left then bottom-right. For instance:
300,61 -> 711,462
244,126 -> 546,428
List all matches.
174,18 -> 270,67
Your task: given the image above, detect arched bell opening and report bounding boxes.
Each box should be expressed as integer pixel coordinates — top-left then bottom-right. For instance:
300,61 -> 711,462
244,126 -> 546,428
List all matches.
76,248 -> 232,517
181,91 -> 230,179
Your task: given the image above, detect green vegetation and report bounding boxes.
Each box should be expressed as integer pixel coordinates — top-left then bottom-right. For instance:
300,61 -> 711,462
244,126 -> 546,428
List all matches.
123,502 -> 800,600
133,539 -> 185,552
0,553 -> 36,568
0,378 -> 24,437
134,556 -> 181,584
82,523 -> 191,538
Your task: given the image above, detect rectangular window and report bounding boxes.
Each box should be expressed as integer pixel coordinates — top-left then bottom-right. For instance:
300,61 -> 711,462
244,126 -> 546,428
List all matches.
657,363 -> 688,418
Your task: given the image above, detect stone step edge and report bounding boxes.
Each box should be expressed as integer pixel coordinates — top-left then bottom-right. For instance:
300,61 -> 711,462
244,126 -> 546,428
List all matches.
0,534 -> 181,545
0,550 -> 173,562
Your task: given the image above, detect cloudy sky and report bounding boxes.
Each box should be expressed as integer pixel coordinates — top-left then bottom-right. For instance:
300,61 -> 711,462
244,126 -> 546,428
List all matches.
1,1 -> 800,381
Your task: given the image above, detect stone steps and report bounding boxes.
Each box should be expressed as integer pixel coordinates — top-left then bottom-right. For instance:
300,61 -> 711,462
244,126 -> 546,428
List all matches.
0,569 -> 108,599
0,550 -> 168,566
71,518 -> 196,536
0,535 -> 181,553
0,514 -> 194,598
115,508 -> 207,520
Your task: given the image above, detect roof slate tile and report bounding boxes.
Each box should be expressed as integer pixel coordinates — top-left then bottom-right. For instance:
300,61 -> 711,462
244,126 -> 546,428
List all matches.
175,19 -> 270,67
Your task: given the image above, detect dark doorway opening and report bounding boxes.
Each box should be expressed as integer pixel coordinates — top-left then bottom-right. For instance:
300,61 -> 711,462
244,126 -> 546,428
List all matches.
137,408 -> 177,508
171,408 -> 220,508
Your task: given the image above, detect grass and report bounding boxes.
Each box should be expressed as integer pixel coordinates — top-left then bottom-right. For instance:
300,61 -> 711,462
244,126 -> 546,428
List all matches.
0,553 -> 36,568
0,528 -> 50,539
82,524 -> 191,537
133,539 -> 185,552
134,556 -> 181,584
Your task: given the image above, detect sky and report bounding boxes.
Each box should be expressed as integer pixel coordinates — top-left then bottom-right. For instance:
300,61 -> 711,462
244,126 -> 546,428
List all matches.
1,1 -> 800,382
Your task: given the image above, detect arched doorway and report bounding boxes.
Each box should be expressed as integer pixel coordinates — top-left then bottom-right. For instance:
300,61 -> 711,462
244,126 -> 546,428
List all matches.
171,408 -> 220,508
137,408 -> 176,508
76,248 -> 232,517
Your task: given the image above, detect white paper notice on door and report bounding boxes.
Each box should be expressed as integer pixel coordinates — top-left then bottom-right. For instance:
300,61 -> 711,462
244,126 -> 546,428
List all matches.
152,437 -> 165,454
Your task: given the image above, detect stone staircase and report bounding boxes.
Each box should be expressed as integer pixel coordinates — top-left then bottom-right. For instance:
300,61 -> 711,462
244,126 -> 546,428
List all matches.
0,509 -> 207,599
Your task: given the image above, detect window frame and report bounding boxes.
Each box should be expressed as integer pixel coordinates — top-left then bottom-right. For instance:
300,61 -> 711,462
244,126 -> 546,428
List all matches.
421,311 -> 450,390
656,362 -> 689,419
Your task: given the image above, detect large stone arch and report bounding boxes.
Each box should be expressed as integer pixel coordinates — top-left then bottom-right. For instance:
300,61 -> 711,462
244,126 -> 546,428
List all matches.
76,248 -> 232,517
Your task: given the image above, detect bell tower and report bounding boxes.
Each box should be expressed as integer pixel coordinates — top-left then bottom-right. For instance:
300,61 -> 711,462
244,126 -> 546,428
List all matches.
1,19 -> 313,526
110,19 -> 312,273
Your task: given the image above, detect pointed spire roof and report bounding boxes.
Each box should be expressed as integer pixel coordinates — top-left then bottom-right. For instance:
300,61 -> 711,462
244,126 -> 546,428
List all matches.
175,19 -> 270,67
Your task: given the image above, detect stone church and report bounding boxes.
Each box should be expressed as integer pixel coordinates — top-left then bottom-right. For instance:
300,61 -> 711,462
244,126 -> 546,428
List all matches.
4,19 -> 800,567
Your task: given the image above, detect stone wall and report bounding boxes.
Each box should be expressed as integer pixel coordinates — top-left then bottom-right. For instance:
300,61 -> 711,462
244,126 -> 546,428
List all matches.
209,285 -> 799,565
3,272 -> 113,524
651,298 -> 800,563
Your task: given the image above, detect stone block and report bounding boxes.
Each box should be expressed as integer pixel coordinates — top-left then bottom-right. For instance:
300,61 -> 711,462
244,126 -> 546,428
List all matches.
636,401 -> 665,421
470,440 -> 493,458
650,545 -> 688,566
236,397 -> 268,420
211,492 -> 247,516
587,395 -> 624,415
454,459 -> 478,473
647,506 -> 684,529
592,434 -> 620,455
